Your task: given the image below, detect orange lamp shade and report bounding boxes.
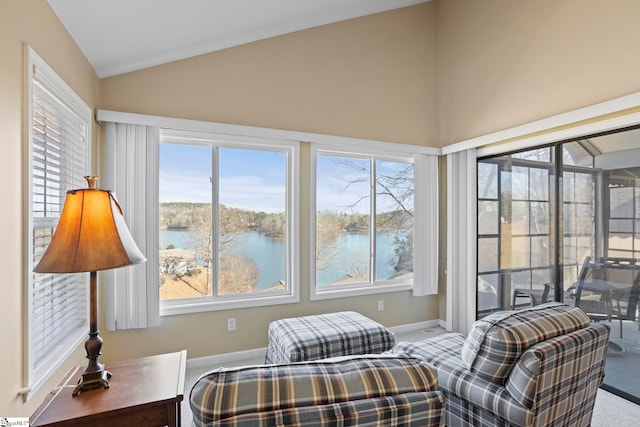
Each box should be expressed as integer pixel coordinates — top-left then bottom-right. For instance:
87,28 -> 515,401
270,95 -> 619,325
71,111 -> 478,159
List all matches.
34,181 -> 146,274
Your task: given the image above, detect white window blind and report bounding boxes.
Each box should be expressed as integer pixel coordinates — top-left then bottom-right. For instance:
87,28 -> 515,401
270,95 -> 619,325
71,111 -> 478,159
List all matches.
103,122 -> 160,329
27,48 -> 91,396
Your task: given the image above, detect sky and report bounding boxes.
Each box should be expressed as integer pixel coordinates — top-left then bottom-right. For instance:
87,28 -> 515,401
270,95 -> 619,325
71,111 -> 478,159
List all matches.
315,156 -> 415,214
159,144 -> 286,213
159,143 -> 414,214
316,156 -> 370,213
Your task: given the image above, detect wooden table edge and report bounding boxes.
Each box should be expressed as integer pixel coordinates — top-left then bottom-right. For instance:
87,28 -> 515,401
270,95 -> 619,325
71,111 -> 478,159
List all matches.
30,350 -> 188,427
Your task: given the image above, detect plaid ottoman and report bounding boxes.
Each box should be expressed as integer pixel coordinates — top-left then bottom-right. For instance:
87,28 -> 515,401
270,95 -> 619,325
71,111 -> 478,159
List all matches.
265,311 -> 395,364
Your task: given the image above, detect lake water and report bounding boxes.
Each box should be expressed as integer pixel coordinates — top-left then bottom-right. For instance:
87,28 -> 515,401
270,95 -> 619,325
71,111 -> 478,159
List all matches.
160,229 -> 401,288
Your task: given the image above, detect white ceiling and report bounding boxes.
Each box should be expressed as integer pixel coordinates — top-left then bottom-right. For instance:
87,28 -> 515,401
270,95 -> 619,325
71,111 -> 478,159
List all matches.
48,0 -> 428,78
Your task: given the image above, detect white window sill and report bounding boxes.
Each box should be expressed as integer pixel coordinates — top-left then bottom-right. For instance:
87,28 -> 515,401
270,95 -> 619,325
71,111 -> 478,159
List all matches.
310,282 -> 413,301
160,292 -> 299,316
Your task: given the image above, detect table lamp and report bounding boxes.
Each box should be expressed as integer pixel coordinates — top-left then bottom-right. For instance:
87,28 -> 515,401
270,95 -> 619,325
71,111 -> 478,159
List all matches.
34,176 -> 146,396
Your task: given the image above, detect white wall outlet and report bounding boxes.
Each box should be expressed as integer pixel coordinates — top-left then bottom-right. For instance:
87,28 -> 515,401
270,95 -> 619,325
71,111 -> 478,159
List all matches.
227,317 -> 236,331
377,300 -> 384,311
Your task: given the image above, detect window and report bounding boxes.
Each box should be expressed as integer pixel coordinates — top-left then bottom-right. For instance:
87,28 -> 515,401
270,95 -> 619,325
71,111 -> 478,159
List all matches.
477,151 -> 557,312
477,128 -> 640,404
159,130 -> 298,313
561,142 -> 598,286
312,148 -> 418,298
98,111 -> 438,311
605,170 -> 640,259
27,49 -> 91,394
477,143 -> 599,315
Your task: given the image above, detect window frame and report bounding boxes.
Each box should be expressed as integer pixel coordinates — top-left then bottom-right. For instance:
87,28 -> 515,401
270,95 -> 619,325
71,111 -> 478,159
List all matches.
25,48 -> 92,398
604,171 -> 640,259
476,140 -> 618,317
310,144 -> 430,300
158,129 -> 300,315
477,154 -> 557,313
97,109 -> 439,309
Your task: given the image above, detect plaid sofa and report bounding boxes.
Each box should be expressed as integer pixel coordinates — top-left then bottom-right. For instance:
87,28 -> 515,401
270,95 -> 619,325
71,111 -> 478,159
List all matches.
393,303 -> 610,427
190,355 -> 445,427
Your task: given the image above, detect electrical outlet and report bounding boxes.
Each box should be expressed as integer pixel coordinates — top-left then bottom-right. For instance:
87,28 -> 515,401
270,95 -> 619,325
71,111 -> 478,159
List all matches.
377,300 -> 384,311
227,317 -> 236,331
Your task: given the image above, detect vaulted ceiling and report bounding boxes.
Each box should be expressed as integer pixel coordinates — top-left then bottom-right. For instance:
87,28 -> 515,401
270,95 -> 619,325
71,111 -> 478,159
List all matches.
48,0 -> 429,78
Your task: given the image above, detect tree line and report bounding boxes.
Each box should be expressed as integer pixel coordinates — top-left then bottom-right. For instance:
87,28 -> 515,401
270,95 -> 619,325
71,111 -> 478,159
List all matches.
160,202 -> 412,239
160,202 -> 285,237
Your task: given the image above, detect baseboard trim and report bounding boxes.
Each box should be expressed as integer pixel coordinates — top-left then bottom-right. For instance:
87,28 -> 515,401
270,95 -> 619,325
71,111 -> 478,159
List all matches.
187,347 -> 267,369
186,319 -> 447,369
388,319 -> 443,334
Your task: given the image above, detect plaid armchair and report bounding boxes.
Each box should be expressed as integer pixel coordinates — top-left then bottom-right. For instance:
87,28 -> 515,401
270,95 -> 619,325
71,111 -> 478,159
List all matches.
394,303 -> 610,427
190,355 -> 445,427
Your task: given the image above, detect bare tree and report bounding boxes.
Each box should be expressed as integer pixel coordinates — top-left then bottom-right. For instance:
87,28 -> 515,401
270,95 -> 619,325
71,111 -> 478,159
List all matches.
315,211 -> 344,272
332,159 -> 415,273
259,212 -> 285,238
218,253 -> 259,295
190,203 -> 257,291
160,202 -> 290,296
347,248 -> 370,282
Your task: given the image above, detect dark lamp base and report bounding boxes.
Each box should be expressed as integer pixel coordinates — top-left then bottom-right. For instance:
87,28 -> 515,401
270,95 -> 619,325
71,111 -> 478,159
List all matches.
72,369 -> 112,397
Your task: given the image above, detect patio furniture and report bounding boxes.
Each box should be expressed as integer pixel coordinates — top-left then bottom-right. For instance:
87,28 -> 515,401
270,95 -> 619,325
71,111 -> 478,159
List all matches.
511,282 -> 554,309
265,311 -> 395,364
572,256 -> 640,339
393,303 -> 610,426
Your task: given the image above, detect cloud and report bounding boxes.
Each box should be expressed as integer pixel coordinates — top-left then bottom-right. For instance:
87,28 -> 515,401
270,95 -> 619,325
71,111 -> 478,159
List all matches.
160,171 -> 286,213
159,172 -> 211,203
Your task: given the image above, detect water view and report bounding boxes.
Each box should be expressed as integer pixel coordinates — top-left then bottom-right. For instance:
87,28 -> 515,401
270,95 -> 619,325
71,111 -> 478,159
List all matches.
158,144 -> 415,298
160,229 -> 403,288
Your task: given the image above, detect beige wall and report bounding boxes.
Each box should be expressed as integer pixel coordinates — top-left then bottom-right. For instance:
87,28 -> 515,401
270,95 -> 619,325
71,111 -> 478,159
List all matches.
98,2 -> 441,363
101,3 -> 439,147
437,0 -> 640,146
0,0 -> 100,416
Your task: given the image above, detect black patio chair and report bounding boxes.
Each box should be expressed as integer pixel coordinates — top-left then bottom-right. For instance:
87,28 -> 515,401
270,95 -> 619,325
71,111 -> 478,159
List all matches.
511,282 -> 555,310
573,256 -> 640,339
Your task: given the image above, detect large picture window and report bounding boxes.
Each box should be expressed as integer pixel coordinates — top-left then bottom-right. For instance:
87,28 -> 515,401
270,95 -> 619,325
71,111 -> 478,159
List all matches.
98,111 -> 438,311
158,130 -> 298,312
27,49 -> 91,395
312,148 -> 420,298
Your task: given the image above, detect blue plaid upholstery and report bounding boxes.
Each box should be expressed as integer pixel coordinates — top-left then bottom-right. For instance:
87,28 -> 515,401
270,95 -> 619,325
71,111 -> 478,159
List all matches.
265,311 -> 395,364
461,302 -> 590,384
393,303 -> 610,427
190,355 -> 445,427
394,334 -> 531,426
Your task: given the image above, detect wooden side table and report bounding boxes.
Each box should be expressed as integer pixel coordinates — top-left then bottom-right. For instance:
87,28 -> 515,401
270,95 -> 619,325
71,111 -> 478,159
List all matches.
30,350 -> 187,427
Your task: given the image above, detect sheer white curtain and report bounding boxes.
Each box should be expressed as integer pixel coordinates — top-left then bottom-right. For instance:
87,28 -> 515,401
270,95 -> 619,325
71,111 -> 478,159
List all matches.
103,122 -> 160,330
446,148 -> 477,335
